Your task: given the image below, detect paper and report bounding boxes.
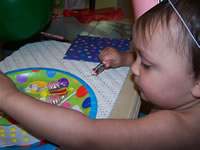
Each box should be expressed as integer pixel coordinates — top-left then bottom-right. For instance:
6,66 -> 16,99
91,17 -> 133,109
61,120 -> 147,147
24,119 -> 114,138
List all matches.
63,35 -> 131,62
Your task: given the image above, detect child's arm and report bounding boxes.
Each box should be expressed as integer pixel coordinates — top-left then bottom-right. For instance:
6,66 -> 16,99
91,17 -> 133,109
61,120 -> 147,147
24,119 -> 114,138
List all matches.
99,47 -> 135,68
0,72 -> 196,149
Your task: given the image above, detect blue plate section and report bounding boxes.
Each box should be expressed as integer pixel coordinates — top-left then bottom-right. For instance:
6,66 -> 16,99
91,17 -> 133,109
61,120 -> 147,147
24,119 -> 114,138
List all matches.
1,67 -> 98,150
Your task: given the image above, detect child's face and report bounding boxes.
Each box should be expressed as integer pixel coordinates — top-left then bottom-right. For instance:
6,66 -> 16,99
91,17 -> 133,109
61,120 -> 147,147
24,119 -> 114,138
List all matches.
131,22 -> 196,109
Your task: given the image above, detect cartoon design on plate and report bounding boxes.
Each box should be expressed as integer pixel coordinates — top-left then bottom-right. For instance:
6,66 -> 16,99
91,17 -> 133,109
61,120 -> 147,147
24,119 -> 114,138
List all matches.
0,68 -> 97,149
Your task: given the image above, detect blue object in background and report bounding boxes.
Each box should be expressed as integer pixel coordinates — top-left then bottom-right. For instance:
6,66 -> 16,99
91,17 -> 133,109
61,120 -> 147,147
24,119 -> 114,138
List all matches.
138,113 -> 147,118
63,35 -> 131,63
0,143 -> 58,150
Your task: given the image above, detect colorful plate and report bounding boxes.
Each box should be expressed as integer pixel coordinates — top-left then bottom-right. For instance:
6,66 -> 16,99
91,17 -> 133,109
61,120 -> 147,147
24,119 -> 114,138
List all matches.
0,68 -> 97,149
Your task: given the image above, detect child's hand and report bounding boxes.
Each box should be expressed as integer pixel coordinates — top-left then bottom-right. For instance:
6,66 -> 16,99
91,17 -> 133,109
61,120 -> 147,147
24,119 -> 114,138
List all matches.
0,71 -> 18,110
99,47 -> 124,68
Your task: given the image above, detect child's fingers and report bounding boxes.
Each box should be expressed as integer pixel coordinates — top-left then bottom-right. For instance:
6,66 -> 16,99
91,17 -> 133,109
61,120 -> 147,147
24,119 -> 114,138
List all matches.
99,52 -> 110,63
102,61 -> 111,68
99,47 -> 120,68
99,49 -> 110,58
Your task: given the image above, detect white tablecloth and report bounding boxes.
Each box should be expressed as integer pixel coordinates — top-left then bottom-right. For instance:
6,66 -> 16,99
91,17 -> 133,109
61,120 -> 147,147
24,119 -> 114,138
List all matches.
0,40 -> 130,119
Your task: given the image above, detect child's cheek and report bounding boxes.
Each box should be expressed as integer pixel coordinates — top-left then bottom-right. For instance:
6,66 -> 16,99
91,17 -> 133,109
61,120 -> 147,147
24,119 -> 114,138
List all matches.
139,76 -> 152,91
138,76 -> 158,100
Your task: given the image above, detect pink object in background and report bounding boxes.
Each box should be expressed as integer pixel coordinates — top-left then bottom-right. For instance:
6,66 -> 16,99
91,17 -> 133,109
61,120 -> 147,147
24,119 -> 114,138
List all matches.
132,0 -> 159,19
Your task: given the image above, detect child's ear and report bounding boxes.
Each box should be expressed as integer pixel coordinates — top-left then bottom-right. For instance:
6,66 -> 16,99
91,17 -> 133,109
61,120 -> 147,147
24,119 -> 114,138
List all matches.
192,80 -> 200,97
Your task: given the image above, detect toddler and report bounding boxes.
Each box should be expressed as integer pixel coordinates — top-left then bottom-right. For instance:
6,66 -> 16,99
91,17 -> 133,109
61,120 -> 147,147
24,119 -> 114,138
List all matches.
0,0 -> 200,149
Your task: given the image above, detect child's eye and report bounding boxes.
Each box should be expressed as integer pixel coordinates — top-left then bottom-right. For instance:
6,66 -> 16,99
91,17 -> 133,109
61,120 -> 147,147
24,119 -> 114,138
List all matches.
141,62 -> 151,69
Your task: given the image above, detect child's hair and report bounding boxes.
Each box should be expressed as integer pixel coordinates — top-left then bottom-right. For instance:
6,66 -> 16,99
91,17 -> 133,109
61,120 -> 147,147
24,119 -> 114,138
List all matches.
134,0 -> 200,79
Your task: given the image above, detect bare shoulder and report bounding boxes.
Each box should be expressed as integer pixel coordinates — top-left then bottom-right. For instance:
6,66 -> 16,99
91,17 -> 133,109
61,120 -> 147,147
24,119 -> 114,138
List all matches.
138,108 -> 200,149
82,105 -> 200,150
86,109 -> 200,150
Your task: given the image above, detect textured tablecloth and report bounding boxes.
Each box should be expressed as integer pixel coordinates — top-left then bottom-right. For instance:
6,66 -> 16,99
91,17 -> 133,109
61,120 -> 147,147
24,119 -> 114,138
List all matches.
0,40 -> 130,119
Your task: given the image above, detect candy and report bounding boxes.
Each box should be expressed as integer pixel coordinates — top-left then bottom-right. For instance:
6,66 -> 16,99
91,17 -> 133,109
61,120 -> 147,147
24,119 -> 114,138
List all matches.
48,95 -> 61,104
47,81 -> 60,89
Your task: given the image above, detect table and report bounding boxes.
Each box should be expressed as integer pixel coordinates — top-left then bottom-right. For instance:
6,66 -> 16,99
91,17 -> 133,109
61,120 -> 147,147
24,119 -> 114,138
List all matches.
0,40 -> 140,119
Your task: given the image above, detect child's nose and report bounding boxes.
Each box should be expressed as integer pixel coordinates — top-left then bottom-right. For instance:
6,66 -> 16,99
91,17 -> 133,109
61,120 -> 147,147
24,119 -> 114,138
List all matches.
131,60 -> 140,76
